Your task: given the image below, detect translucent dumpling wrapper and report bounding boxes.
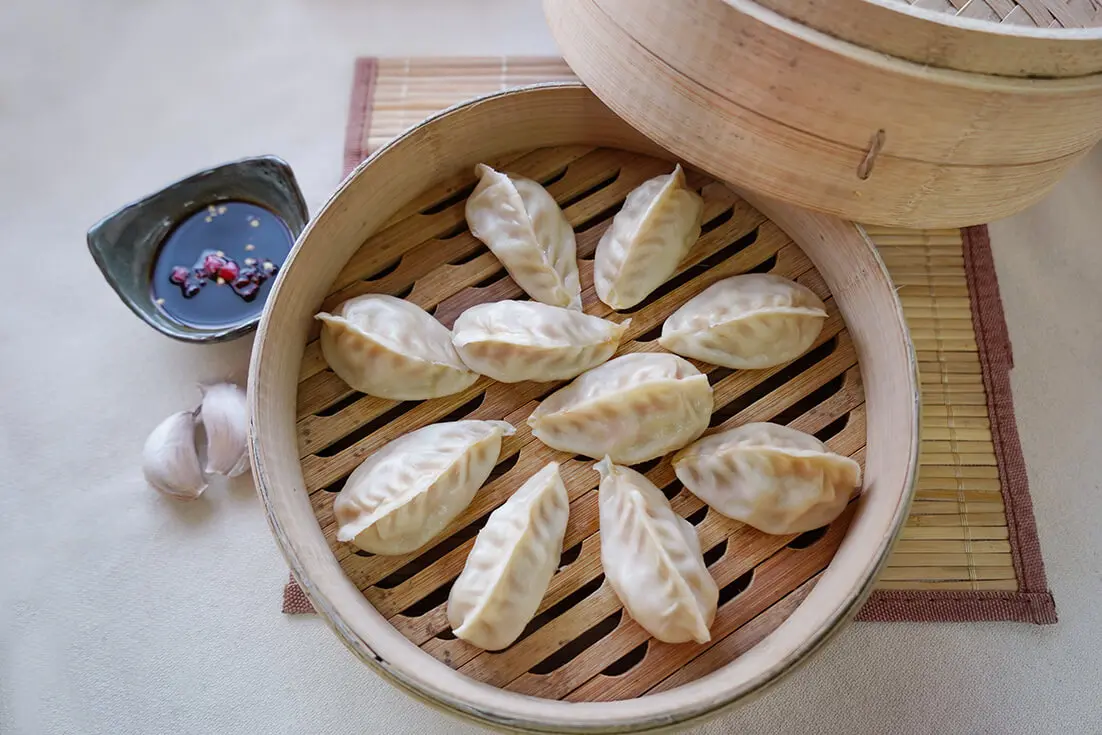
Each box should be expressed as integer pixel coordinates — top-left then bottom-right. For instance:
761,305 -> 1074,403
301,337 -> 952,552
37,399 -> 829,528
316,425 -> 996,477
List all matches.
597,458 -> 718,644
317,294 -> 478,400
672,422 -> 861,535
447,462 -> 570,650
334,420 -> 514,555
451,300 -> 630,383
594,164 -> 704,310
659,274 -> 827,370
465,164 -> 582,310
527,352 -> 713,465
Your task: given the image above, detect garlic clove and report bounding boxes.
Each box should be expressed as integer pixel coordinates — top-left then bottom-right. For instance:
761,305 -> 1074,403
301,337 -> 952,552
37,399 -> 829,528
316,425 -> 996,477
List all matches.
225,446 -> 251,478
143,410 -> 208,500
199,382 -> 250,477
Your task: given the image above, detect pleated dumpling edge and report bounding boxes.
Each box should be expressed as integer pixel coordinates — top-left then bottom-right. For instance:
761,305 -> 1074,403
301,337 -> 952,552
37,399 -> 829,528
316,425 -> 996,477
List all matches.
660,273 -> 827,370
447,461 -> 570,650
317,293 -> 479,400
594,163 -> 704,311
465,163 -> 582,311
451,300 -> 630,383
333,420 -> 514,555
672,422 -> 860,535
527,352 -> 714,465
597,457 -> 718,644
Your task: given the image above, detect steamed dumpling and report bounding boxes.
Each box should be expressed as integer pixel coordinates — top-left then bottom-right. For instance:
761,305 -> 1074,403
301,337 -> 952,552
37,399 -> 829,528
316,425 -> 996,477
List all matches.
451,300 -> 630,383
334,420 -> 514,554
317,294 -> 478,400
659,274 -> 827,370
447,462 -> 570,650
527,353 -> 713,465
597,458 -> 718,644
465,164 -> 582,310
672,422 -> 861,535
594,164 -> 704,310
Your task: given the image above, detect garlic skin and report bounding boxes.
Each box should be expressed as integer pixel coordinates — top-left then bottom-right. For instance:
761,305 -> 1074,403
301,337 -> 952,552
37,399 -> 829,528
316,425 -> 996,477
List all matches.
199,383 -> 250,477
143,410 -> 208,500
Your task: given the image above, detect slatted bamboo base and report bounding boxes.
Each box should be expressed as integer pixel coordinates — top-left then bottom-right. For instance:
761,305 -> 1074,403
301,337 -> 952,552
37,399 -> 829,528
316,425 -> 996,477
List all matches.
297,143 -> 867,698
348,57 -> 1020,596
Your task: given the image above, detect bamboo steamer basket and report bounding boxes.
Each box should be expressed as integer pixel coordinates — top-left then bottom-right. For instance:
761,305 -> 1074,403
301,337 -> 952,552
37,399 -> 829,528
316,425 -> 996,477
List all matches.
543,0 -> 1102,228
249,84 -> 920,733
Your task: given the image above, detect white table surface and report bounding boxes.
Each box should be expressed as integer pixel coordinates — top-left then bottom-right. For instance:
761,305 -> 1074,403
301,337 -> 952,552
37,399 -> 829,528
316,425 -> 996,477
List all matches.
2,1 -> 1101,732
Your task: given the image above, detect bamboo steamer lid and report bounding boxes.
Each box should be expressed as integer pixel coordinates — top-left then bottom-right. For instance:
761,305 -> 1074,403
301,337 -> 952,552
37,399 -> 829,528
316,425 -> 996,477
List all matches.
544,0 -> 1102,228
759,0 -> 1102,77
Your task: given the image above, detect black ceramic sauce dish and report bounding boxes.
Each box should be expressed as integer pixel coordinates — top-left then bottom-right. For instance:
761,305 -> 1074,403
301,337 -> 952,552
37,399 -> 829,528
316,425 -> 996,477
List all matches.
87,156 -> 308,343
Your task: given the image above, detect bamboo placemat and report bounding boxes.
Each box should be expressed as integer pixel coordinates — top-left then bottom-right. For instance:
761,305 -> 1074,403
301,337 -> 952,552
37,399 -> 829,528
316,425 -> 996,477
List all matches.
282,57 -> 1056,624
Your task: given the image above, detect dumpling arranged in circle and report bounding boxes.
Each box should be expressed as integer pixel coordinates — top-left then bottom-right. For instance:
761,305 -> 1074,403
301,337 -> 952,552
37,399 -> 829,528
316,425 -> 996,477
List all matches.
451,300 -> 629,383
317,294 -> 478,400
527,352 -> 713,465
597,457 -> 718,644
465,163 -> 582,310
660,273 -> 827,370
334,420 -> 514,555
447,462 -> 570,650
594,164 -> 704,310
673,422 -> 861,535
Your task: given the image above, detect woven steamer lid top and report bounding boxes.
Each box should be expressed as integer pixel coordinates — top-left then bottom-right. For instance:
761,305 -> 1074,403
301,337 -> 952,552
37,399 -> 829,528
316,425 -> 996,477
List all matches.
544,0 -> 1102,228
759,0 -> 1102,77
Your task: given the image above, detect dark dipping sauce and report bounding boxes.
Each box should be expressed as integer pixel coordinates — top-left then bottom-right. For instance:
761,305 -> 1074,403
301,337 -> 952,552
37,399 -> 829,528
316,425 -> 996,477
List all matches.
151,201 -> 293,328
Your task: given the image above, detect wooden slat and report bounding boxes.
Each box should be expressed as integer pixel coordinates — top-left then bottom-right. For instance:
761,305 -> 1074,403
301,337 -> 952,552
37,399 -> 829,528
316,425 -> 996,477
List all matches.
906,513 -> 1008,527
879,566 -> 1017,582
920,453 -> 998,466
883,553 -> 1012,567
876,580 -> 1019,591
909,499 -> 1005,514
921,415 -> 990,428
914,488 -> 1003,500
900,526 -> 1010,541
920,427 -> 993,442
892,539 -> 1011,554
917,465 -> 999,478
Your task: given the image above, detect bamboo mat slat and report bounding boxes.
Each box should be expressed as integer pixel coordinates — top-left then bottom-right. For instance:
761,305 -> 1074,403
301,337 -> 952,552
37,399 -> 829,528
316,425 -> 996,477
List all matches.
284,56 -> 1055,626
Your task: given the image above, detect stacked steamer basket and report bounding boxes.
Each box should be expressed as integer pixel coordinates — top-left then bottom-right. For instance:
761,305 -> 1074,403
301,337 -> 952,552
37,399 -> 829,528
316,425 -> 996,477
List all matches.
545,0 -> 1102,228
251,4 -> 1100,732
251,85 -> 919,733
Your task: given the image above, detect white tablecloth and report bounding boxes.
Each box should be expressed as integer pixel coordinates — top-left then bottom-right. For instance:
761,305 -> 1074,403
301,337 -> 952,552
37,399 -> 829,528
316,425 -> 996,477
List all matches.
3,1 -> 1101,732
